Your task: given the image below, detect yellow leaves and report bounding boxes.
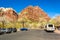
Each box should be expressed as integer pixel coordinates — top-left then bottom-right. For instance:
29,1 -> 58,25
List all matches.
49,19 -> 55,23
49,17 -> 60,27
15,22 -> 22,28
4,22 -> 13,28
0,22 -> 2,28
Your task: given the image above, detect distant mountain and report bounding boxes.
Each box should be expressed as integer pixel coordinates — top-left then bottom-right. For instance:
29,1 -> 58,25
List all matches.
0,6 -> 50,22
0,8 -> 18,22
18,6 -> 50,22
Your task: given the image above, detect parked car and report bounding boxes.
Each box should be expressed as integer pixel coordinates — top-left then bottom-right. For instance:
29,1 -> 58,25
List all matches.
0,28 -> 4,35
1,28 -> 7,33
0,28 -> 12,33
6,28 -> 12,33
20,28 -> 28,31
11,28 -> 17,32
44,24 -> 55,32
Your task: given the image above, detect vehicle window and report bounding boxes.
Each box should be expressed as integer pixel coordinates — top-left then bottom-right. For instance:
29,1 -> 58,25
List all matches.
48,25 -> 53,27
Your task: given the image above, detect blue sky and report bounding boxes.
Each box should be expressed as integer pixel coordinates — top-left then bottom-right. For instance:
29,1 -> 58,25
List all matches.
0,0 -> 60,18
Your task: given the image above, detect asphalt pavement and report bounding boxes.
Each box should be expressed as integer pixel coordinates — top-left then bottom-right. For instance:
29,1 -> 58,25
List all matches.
0,30 -> 60,40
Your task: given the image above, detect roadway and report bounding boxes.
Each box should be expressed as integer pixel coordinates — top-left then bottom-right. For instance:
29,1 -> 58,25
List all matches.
0,30 -> 60,40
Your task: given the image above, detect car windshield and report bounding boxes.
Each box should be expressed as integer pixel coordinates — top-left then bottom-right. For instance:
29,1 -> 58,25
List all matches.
48,25 -> 53,27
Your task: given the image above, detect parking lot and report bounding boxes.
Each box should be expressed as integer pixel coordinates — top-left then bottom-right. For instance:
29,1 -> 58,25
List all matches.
0,30 -> 60,40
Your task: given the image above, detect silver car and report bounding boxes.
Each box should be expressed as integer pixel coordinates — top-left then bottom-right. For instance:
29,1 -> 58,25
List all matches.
1,28 -> 12,33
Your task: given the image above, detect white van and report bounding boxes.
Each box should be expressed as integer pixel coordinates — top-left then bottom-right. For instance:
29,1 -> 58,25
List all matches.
44,24 -> 55,32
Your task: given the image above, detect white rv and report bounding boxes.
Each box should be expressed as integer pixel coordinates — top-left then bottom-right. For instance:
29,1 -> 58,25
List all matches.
44,24 -> 55,32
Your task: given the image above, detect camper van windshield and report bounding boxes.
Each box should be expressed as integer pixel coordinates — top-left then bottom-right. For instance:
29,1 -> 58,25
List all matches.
48,25 -> 53,27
